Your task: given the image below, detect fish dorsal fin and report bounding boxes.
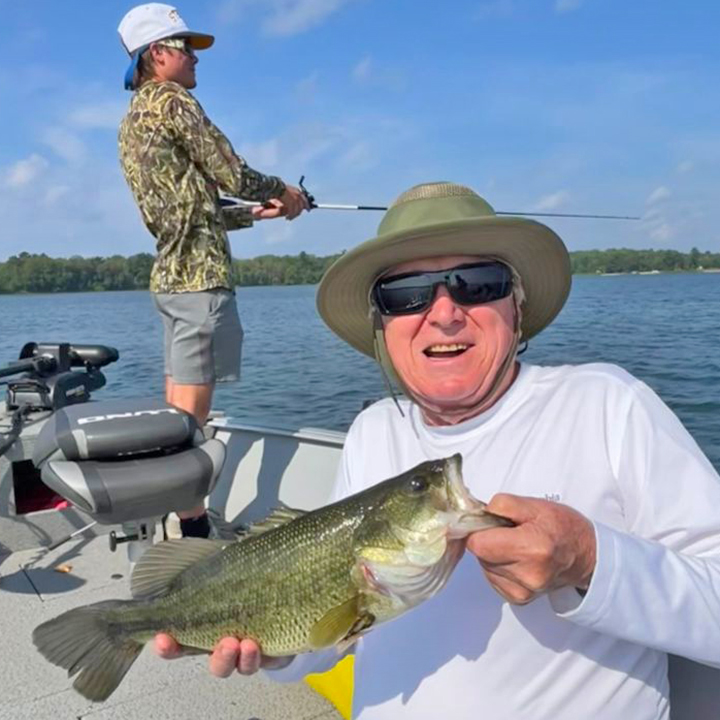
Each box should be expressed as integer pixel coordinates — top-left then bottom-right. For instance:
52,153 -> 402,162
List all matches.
130,538 -> 229,599
308,596 -> 361,650
243,504 -> 306,537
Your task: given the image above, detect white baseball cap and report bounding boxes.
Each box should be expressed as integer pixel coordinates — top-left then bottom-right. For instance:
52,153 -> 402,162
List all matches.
118,3 -> 214,89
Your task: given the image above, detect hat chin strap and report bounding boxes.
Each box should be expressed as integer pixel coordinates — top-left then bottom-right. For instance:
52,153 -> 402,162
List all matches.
372,289 -> 523,426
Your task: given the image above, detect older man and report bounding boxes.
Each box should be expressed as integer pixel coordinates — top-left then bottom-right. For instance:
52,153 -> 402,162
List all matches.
157,182 -> 720,718
117,4 -> 308,537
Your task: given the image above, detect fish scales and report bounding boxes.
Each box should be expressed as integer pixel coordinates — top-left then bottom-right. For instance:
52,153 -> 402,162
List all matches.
132,504 -> 365,653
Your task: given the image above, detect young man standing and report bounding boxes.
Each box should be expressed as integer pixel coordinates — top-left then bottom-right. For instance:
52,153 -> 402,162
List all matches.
118,3 -> 308,538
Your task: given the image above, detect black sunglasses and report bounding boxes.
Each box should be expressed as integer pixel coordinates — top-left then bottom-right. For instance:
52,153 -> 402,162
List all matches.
372,261 -> 513,316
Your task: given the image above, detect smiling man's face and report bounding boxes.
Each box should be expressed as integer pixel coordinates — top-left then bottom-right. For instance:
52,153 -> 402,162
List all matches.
380,254 -> 518,424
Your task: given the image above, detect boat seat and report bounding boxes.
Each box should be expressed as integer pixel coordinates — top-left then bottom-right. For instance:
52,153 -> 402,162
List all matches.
32,399 -> 225,524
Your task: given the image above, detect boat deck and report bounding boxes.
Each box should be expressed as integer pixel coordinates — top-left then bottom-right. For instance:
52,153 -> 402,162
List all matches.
0,534 -> 342,720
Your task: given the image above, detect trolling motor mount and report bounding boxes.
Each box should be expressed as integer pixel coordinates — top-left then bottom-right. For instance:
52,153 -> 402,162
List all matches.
1,342 -> 119,413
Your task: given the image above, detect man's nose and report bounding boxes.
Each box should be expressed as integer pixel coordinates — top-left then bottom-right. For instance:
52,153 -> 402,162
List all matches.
426,285 -> 464,326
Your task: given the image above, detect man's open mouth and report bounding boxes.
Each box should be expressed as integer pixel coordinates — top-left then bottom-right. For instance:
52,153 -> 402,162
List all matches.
423,343 -> 471,358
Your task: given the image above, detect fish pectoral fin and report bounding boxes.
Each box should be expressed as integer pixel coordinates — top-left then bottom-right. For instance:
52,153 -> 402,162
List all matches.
308,597 -> 362,650
336,612 -> 376,654
130,538 -> 229,599
174,645 -> 211,656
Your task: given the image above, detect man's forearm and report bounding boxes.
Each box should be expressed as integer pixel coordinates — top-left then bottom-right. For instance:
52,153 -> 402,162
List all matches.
550,521 -> 720,668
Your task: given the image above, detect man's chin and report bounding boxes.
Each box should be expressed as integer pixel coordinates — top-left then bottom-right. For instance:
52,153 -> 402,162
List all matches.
413,386 -> 483,411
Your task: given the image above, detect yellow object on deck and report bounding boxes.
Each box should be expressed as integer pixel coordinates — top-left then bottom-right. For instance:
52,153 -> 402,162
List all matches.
305,655 -> 355,720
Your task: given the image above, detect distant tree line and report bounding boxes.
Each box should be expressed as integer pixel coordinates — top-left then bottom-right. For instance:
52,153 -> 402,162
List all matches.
233,251 -> 342,286
0,253 -> 156,294
0,248 -> 718,294
571,248 -> 720,274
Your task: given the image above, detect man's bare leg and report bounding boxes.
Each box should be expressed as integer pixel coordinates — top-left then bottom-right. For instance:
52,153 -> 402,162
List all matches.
166,377 -> 215,534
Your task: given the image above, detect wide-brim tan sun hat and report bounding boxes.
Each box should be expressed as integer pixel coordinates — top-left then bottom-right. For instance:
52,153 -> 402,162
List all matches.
316,181 -> 572,358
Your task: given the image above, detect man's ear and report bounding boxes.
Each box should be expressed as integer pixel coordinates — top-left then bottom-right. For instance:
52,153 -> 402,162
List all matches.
150,43 -> 166,66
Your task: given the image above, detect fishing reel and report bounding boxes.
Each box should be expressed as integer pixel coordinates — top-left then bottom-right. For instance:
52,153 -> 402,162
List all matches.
298,175 -> 318,209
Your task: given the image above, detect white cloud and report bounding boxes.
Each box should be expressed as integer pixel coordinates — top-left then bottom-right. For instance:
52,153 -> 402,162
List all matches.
350,55 -> 405,91
649,221 -> 673,243
676,160 -> 694,174
554,0 -> 584,14
475,0 -> 516,20
216,0 -> 251,24
533,190 -> 570,211
42,127 -> 87,164
642,207 -> 662,221
68,101 -> 127,130
217,0 -> 356,36
336,141 -> 375,171
240,138 -> 280,169
295,72 -> 320,102
44,185 -> 70,206
646,186 -> 671,205
259,218 -> 296,245
267,0 -> 354,35
353,56 -> 372,82
3,154 -> 48,188
281,124 -> 341,168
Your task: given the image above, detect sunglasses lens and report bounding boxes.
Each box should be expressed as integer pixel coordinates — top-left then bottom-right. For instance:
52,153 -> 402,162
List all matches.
374,262 -> 512,315
374,275 -> 434,315
450,264 -> 512,305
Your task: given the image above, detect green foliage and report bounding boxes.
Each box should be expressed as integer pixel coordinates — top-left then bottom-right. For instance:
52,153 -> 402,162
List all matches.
571,248 -> 720,274
232,251 -> 342,286
0,248 -> 718,294
0,253 -> 155,293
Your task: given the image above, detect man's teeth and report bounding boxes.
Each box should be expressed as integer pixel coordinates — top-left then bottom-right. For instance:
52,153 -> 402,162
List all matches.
427,344 -> 468,353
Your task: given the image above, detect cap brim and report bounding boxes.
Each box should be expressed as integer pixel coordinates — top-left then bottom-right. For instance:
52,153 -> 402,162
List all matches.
316,216 -> 571,358
180,32 -> 214,50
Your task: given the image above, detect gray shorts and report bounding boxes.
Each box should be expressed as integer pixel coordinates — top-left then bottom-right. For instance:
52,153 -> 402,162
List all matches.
152,289 -> 243,385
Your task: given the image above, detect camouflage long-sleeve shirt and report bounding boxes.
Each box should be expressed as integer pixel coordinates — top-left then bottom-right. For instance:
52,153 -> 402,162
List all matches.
119,81 -> 286,293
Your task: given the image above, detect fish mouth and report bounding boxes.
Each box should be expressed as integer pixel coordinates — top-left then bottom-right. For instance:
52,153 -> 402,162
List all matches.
444,454 -> 507,536
445,454 -> 479,512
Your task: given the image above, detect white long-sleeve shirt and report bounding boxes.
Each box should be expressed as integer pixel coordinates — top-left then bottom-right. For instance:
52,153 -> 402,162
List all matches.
269,363 -> 720,719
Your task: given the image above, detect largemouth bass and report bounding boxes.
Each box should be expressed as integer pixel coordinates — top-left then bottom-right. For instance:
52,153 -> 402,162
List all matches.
33,453 -> 509,701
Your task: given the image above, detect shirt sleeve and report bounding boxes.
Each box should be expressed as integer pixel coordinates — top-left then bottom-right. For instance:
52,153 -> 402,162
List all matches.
221,203 -> 255,231
549,378 -> 720,667
166,88 -> 285,202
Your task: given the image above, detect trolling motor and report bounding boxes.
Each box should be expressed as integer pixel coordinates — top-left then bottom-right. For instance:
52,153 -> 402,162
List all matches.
0,342 -> 119,460
2,342 -> 118,413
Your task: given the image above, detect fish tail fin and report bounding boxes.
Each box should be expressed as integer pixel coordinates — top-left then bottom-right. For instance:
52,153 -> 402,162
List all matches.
32,600 -> 144,702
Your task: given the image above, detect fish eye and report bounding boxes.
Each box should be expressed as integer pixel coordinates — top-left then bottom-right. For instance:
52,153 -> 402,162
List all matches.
409,475 -> 429,493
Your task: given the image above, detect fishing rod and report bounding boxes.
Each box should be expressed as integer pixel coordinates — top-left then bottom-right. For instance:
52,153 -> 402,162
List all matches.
220,176 -> 640,221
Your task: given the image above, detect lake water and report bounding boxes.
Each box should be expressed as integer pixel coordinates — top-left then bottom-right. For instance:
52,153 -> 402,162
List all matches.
1,273 -> 718,471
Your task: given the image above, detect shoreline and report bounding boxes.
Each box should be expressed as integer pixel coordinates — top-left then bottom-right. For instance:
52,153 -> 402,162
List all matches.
2,269 -> 720,296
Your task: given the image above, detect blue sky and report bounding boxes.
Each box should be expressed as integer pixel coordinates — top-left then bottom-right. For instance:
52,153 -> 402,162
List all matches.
1,0 -> 718,260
